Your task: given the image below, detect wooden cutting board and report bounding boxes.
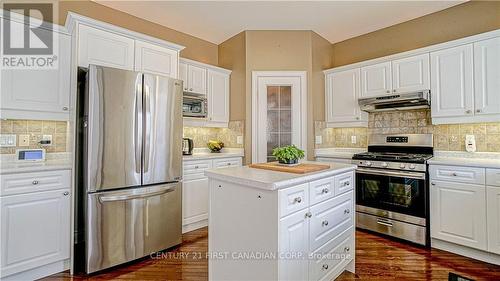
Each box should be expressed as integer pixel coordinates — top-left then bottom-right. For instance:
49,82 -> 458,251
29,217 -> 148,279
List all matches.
249,162 -> 330,174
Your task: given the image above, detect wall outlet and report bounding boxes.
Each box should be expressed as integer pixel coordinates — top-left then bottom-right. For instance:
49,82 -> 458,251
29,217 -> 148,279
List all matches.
0,134 -> 16,147
236,135 -> 244,145
41,134 -> 53,146
315,135 -> 322,144
19,134 -> 30,146
351,136 -> 357,144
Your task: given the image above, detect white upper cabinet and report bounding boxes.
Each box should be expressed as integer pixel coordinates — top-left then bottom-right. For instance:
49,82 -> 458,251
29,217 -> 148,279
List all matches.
187,64 -> 207,95
325,69 -> 366,127
179,62 -> 188,91
78,24 -> 135,70
392,53 -> 430,93
134,40 -> 179,78
1,31 -> 71,121
474,37 -> 500,116
430,44 -> 474,118
360,61 -> 392,98
208,69 -> 230,124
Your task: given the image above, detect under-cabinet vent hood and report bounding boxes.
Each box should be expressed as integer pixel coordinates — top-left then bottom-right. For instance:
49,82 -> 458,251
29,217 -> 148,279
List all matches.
358,90 -> 430,112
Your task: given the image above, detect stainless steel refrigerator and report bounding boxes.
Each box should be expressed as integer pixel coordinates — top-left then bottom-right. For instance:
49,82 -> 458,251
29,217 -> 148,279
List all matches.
75,65 -> 183,274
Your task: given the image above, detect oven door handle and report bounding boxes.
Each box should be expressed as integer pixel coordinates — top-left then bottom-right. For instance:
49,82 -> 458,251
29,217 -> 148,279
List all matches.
356,168 -> 426,180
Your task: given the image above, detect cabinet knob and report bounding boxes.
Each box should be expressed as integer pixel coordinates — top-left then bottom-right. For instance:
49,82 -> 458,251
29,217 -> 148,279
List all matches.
195,165 -> 199,169
189,88 -> 193,91
322,220 -> 329,227
344,246 -> 350,252
343,181 -> 350,187
293,197 -> 302,204
322,264 -> 329,270
227,163 -> 231,166
466,110 -> 472,114
322,188 -> 329,194
452,173 -> 457,176
431,182 -> 436,186
62,106 -> 68,111
356,117 -> 360,120
63,191 -> 69,196
393,89 -> 396,92
386,90 -> 390,93
476,109 -> 482,113
344,209 -> 350,214
32,180 -> 39,185
305,212 -> 312,218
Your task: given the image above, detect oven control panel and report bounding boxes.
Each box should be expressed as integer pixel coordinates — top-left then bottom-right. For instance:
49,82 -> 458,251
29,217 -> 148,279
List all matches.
352,160 -> 426,172
386,136 -> 408,143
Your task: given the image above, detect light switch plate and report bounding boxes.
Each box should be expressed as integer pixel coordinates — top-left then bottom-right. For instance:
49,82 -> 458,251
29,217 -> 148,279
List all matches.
19,134 -> 29,146
315,136 -> 322,144
236,136 -> 244,145
0,134 -> 17,147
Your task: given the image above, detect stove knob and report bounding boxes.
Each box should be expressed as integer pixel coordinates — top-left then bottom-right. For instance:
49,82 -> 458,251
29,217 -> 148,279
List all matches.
409,164 -> 416,170
381,162 -> 388,168
365,161 -> 372,167
400,163 -> 406,169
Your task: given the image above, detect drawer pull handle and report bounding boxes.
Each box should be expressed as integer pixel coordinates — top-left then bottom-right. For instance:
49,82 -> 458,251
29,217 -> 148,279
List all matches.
452,173 -> 457,176
322,188 -> 329,194
344,209 -> 350,214
344,246 -> 350,252
32,180 -> 39,185
305,212 -> 312,218
322,220 -> 329,227
343,181 -> 350,187
293,197 -> 302,204
195,165 -> 199,169
227,163 -> 231,166
322,264 -> 329,270
376,219 -> 393,227
63,191 -> 69,196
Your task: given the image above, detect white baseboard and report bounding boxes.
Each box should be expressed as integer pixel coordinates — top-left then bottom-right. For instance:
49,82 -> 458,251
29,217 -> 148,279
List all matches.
182,219 -> 208,234
2,259 -> 68,281
432,238 -> 500,265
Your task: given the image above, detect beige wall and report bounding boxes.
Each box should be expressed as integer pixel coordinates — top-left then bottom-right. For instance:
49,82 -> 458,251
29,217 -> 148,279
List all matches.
332,1 -> 500,67
58,0 -> 218,64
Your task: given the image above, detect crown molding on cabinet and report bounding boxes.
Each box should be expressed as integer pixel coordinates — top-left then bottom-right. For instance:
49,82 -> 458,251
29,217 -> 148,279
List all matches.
0,8 -> 70,35
180,58 -> 232,74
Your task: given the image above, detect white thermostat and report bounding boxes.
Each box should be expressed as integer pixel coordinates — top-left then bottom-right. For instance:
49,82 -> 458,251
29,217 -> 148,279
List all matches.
16,149 -> 46,161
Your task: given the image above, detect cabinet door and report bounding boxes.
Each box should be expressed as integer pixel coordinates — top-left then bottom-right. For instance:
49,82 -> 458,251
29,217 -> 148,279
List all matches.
78,24 -> 135,70
179,62 -> 188,91
208,70 -> 229,124
430,180 -> 486,250
0,189 -> 70,278
279,209 -> 309,281
182,177 -> 209,226
474,37 -> 500,116
487,186 -> 500,254
392,53 -> 430,93
360,61 -> 392,98
430,44 -> 474,118
1,29 -> 70,119
326,69 -> 363,123
135,40 -> 178,78
187,64 -> 207,95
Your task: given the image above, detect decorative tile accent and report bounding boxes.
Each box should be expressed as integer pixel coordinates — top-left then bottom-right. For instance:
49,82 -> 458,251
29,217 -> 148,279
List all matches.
0,119 -> 69,154
315,109 -> 500,152
183,120 -> 244,149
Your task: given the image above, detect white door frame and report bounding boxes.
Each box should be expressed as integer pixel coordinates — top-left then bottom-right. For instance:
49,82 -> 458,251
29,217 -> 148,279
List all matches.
251,71 -> 307,164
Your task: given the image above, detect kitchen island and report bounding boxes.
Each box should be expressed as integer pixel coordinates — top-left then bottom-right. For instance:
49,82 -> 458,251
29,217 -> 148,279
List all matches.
205,162 -> 356,281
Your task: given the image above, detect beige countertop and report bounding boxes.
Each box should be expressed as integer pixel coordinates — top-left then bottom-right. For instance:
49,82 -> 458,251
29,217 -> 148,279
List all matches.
183,148 -> 244,161
0,153 -> 72,174
314,148 -> 366,159
428,151 -> 500,169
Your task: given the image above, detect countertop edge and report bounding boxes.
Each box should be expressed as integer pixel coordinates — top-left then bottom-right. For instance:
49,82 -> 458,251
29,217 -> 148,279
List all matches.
427,157 -> 500,169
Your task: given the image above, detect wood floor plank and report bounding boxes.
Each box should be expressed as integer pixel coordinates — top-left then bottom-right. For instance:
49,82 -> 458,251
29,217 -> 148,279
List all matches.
41,228 -> 500,281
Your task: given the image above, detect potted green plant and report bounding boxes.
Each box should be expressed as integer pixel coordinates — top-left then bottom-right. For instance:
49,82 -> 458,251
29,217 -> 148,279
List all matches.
272,145 -> 305,165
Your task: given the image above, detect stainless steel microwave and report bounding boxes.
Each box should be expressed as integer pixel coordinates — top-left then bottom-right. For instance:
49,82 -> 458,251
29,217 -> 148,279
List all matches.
183,93 -> 207,118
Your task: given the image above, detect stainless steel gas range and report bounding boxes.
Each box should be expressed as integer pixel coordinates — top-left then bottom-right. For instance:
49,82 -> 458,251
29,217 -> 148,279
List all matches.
352,134 -> 433,246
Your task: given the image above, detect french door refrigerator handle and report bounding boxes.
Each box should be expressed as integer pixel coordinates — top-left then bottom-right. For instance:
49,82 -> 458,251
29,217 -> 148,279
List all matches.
144,83 -> 151,173
98,184 -> 176,203
134,81 -> 143,174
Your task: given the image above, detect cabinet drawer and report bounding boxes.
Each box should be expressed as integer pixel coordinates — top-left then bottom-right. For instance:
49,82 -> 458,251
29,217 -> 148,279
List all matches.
309,191 -> 353,251
310,227 -> 353,281
487,169 -> 500,187
0,170 -> 71,196
183,160 -> 212,175
429,165 -> 485,185
279,183 -> 309,217
334,171 -> 354,195
310,177 -> 335,205
213,158 -> 242,168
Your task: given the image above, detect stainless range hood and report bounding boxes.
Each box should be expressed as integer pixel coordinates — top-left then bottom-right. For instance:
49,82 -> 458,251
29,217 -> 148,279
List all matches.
358,90 -> 430,112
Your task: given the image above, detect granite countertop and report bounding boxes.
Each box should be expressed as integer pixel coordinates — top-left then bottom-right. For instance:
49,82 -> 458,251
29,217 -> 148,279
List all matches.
0,153 -> 73,175
205,161 -> 357,191
183,148 -> 244,160
428,151 -> 500,169
314,148 -> 367,159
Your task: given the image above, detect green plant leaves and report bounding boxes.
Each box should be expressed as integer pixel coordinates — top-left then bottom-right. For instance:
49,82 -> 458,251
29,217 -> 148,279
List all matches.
272,145 -> 305,162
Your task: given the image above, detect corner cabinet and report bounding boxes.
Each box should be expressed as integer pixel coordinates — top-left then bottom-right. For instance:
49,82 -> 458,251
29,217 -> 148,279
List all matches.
325,69 -> 367,128
207,69 -> 230,124
0,19 -> 71,121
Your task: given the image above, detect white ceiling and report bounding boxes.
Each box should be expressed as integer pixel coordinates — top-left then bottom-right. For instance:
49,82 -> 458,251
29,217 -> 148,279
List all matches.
95,1 -> 466,44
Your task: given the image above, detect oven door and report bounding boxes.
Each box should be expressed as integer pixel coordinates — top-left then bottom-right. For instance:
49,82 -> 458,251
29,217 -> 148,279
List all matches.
356,168 -> 427,218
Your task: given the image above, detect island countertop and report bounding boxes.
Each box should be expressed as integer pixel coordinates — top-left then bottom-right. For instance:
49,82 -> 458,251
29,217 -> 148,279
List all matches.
204,161 -> 356,191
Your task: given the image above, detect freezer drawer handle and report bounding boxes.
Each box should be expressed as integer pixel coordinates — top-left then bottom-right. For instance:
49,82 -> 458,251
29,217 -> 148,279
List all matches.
99,186 -> 175,202
376,219 -> 394,227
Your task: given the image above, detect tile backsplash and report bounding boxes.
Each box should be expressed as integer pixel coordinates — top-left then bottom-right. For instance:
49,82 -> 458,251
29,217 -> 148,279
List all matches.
315,109 -> 500,152
183,120 -> 244,149
0,119 -> 69,154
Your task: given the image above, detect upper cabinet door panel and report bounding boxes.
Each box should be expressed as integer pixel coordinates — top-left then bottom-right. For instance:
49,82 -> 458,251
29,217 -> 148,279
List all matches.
392,53 -> 430,93
187,64 -> 207,95
179,63 -> 188,91
208,70 -> 229,123
135,40 -> 178,78
78,24 -> 135,70
430,44 -> 474,118
327,69 -> 361,123
360,61 -> 392,98
474,37 -> 500,116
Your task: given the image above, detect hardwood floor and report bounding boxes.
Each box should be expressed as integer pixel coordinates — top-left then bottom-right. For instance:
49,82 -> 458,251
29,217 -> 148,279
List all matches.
43,228 -> 500,281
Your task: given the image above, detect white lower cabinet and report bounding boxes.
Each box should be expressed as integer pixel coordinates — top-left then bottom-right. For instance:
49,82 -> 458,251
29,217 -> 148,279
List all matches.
487,185 -> 500,255
279,209 -> 310,281
182,157 -> 242,233
0,186 -> 71,279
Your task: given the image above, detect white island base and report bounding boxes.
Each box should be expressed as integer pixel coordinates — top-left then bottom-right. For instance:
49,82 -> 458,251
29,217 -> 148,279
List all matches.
205,162 -> 356,281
